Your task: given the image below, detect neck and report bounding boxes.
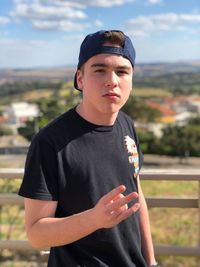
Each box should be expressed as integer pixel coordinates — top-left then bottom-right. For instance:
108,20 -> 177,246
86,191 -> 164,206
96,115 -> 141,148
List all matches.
76,103 -> 118,126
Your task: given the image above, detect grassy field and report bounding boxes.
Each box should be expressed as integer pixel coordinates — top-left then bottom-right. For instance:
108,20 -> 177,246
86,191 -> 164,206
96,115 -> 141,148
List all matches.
141,179 -> 199,267
0,155 -> 199,267
133,87 -> 172,97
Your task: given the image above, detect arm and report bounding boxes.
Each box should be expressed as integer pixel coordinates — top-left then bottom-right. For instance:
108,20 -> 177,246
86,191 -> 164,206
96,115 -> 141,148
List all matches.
24,185 -> 140,248
137,176 -> 156,267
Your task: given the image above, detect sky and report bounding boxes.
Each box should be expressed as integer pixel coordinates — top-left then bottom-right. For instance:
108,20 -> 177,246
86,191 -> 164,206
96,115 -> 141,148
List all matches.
0,0 -> 200,68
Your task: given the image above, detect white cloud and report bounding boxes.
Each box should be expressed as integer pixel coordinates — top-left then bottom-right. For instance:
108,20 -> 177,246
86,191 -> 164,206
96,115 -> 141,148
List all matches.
32,20 -> 89,31
79,0 -> 133,8
11,2 -> 87,20
11,0 -> 134,23
40,0 -> 85,9
0,16 -> 11,25
94,19 -> 103,27
147,0 -> 162,4
13,0 -> 28,3
43,0 -> 134,8
10,0 -> 89,32
125,13 -> 200,37
10,0 -> 135,33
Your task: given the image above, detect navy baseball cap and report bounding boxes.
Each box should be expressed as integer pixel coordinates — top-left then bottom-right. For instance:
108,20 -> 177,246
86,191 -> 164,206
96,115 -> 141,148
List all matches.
74,30 -> 136,90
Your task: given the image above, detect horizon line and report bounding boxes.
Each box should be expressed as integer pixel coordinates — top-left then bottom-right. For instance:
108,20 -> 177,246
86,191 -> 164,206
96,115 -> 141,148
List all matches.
1,59 -> 200,71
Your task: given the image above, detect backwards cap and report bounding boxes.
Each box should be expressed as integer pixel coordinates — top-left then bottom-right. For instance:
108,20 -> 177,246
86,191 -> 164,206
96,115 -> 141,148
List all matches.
74,30 -> 136,90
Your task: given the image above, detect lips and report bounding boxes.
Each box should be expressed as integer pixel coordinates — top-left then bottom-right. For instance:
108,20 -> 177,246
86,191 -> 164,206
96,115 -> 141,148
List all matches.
103,92 -> 120,98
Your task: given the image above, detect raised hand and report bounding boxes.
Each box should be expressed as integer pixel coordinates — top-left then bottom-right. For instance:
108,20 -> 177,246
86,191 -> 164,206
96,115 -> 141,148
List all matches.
91,185 -> 140,229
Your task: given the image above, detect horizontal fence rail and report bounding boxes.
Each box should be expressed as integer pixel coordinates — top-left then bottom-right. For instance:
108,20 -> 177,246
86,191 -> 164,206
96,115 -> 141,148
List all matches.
0,168 -> 200,257
0,194 -> 198,209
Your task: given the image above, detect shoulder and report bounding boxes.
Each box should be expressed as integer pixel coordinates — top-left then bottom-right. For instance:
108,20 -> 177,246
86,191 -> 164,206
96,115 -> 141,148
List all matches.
118,110 -> 133,122
40,108 -> 75,134
117,111 -> 136,131
32,108 -> 77,151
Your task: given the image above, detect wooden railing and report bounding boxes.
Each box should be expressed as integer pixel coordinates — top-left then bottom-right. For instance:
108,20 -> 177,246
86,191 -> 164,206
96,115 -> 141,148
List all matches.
0,168 -> 200,257
141,168 -> 200,257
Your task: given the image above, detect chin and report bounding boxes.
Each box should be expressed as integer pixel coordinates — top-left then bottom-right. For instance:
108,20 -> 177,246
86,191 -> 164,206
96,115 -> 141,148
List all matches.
102,107 -> 121,115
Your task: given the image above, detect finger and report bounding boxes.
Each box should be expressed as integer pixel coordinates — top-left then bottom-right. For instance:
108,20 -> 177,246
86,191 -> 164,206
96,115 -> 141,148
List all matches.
111,194 -> 126,212
117,202 -> 140,221
106,191 -> 138,213
109,204 -> 128,218
101,185 -> 126,204
112,193 -> 124,202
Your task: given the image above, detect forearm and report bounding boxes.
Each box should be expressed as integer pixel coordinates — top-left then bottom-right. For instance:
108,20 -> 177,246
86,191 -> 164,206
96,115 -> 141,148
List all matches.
26,185 -> 140,249
27,208 -> 97,248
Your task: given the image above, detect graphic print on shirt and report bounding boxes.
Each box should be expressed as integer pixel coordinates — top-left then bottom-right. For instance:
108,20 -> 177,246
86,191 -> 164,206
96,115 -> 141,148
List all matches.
124,135 -> 139,178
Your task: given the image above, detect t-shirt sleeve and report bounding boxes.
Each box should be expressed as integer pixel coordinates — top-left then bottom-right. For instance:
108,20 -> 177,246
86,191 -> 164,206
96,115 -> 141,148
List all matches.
18,134 -> 59,201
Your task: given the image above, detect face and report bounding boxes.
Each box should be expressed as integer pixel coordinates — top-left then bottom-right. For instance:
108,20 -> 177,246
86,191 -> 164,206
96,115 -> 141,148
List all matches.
76,53 -> 133,124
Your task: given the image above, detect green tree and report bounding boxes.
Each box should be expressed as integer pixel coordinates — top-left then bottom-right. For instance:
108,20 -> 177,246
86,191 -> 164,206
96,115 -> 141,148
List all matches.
159,121 -> 200,157
18,97 -> 70,141
18,100 -> 64,141
18,120 -> 36,141
137,130 -> 158,154
36,98 -> 66,128
188,116 -> 200,125
0,125 -> 13,136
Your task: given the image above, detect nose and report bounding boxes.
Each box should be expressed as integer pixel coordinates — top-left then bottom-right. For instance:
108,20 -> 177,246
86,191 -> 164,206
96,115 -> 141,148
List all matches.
104,71 -> 118,88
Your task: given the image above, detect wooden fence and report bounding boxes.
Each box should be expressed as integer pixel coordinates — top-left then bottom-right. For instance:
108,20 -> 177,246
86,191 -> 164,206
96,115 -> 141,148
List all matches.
0,168 -> 200,257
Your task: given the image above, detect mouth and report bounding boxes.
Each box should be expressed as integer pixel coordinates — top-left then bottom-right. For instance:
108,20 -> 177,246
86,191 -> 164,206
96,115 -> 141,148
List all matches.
103,92 -> 120,98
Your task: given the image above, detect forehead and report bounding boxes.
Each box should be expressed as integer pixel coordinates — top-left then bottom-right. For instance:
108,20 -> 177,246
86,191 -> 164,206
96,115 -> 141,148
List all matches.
85,53 -> 132,68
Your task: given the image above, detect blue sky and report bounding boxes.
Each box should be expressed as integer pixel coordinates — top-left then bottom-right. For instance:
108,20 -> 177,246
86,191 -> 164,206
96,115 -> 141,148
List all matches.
0,0 -> 200,68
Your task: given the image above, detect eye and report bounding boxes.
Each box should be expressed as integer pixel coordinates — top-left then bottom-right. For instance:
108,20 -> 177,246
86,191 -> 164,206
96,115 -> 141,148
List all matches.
117,70 -> 129,75
94,68 -> 105,73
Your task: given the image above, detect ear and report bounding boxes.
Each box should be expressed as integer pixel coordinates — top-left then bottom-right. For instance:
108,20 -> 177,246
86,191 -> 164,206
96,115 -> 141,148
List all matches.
76,69 -> 83,91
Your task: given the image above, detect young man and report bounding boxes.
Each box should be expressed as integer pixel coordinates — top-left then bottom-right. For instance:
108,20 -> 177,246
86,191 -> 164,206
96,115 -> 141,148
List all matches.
19,30 -> 159,267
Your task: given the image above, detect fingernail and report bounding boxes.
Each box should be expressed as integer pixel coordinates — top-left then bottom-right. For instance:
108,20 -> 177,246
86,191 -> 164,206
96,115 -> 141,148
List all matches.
120,185 -> 126,191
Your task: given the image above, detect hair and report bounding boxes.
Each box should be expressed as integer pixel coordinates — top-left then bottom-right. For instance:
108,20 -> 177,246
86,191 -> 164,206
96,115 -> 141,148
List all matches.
102,31 -> 125,47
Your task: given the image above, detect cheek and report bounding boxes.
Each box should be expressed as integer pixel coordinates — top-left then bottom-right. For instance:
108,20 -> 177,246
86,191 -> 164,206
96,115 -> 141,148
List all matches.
120,85 -> 132,105
82,81 -> 99,99
122,83 -> 132,97
82,74 -> 101,89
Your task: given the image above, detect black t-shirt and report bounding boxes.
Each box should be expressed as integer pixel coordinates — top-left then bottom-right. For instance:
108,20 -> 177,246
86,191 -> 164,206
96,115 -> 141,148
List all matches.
19,108 -> 147,267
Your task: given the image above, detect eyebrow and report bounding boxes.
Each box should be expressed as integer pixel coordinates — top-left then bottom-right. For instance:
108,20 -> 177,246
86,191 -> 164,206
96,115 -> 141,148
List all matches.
91,63 -> 132,70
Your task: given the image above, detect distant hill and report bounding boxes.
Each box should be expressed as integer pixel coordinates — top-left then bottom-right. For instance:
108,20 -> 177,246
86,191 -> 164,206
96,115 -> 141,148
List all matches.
0,67 -> 75,84
0,61 -> 199,103
135,61 -> 200,77
0,61 -> 200,84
